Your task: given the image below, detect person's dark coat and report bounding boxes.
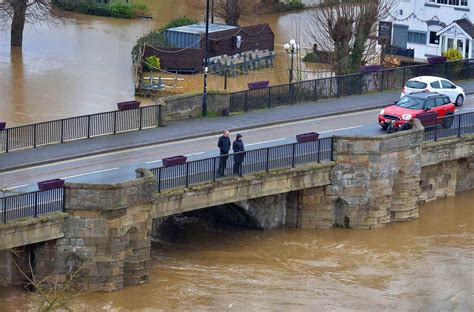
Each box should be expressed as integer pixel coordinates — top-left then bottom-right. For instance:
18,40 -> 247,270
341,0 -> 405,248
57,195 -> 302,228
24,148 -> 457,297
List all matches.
218,135 -> 231,155
386,121 -> 397,134
233,139 -> 245,163
400,121 -> 413,131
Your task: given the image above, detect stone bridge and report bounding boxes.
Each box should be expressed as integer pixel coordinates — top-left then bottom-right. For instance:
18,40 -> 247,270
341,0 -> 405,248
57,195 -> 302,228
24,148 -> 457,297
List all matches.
1,121 -> 473,291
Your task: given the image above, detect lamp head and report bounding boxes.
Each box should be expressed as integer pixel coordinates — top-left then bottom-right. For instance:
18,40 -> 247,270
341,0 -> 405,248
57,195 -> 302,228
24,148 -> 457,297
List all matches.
289,39 -> 296,46
283,43 -> 290,50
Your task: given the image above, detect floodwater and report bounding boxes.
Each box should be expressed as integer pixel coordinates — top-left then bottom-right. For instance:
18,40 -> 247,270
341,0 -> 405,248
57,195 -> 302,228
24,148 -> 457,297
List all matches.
0,0 -> 324,126
2,190 -> 473,311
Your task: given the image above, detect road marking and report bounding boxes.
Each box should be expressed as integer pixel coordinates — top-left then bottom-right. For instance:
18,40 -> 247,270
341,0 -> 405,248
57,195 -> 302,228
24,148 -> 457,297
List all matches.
185,152 -> 205,156
146,160 -> 162,164
5,184 -> 29,190
319,125 -> 363,133
247,138 -> 287,146
60,167 -> 119,179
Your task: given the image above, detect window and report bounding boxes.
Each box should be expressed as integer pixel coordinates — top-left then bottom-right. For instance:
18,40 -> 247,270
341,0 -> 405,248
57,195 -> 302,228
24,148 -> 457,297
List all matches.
406,80 -> 427,89
441,80 -> 454,88
435,98 -> 445,106
430,81 -> 441,88
427,0 -> 469,6
429,31 -> 440,45
408,31 -> 427,44
397,96 -> 425,110
444,97 -> 451,104
425,99 -> 436,110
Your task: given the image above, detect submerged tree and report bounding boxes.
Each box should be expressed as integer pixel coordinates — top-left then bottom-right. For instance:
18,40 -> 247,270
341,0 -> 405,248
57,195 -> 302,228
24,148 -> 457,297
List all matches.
0,0 -> 58,47
305,0 -> 395,75
188,0 -> 259,27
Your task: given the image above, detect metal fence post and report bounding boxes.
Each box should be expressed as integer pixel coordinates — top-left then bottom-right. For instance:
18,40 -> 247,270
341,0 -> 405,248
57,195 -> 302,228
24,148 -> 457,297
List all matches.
60,119 -> 64,143
244,91 -> 248,112
185,163 -> 189,187
33,124 -> 37,148
380,71 -> 385,91
62,187 -> 66,212
317,140 -> 321,163
330,136 -> 335,161
434,125 -> 438,142
314,79 -> 318,101
402,67 -> 406,87
267,86 -> 271,108
292,143 -> 296,168
2,197 -> 6,223
458,114 -> 462,137
5,129 -> 9,153
291,84 -> 295,105
139,107 -> 143,130
113,111 -> 118,133
87,115 -> 91,138
265,148 -> 270,172
34,191 -> 38,217
157,168 -> 162,193
213,157 -> 217,182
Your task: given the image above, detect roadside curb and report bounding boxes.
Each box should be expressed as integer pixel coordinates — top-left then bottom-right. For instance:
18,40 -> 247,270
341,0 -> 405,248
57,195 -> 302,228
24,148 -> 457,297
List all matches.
2,90 -> 473,173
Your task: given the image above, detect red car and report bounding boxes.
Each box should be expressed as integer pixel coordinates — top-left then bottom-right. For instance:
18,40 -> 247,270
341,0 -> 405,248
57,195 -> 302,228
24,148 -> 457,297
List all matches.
378,92 -> 455,129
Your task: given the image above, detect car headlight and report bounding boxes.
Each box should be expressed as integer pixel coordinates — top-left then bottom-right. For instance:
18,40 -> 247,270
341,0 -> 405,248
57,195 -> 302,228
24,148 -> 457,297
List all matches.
380,109 -> 385,115
402,114 -> 412,121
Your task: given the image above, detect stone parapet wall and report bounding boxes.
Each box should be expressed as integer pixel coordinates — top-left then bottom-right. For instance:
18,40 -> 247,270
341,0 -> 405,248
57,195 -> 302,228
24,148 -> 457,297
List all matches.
152,162 -> 333,219
159,91 -> 230,122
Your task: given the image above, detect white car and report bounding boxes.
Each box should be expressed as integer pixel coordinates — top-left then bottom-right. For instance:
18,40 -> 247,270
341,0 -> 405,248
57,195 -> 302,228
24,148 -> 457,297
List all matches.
401,76 -> 465,106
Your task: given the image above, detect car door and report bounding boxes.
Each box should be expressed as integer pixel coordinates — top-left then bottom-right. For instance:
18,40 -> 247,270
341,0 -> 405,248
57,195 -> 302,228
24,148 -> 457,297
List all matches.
418,98 -> 437,126
434,97 -> 448,117
440,79 -> 457,102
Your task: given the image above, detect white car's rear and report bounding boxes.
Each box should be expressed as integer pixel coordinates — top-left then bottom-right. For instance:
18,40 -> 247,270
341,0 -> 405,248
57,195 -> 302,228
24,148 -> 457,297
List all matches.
401,76 -> 465,106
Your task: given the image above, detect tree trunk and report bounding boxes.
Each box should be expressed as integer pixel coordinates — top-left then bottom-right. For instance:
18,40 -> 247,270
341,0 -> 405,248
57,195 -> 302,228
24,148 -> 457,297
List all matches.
10,0 -> 27,47
225,0 -> 240,26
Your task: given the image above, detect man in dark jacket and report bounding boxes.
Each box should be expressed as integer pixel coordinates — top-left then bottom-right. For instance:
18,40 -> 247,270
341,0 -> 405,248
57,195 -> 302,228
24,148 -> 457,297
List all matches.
232,134 -> 245,175
217,130 -> 231,177
400,118 -> 414,131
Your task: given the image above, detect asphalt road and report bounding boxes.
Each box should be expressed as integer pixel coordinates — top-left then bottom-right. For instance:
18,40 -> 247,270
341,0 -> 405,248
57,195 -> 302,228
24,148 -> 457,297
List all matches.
1,94 -> 473,194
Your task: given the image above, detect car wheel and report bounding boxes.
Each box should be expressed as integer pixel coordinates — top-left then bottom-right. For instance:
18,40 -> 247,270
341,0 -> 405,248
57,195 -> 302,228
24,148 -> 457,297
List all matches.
442,113 -> 454,129
455,94 -> 464,106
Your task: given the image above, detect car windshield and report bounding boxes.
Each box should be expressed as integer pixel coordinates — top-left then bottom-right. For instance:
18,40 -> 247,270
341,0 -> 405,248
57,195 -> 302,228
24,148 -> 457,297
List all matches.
406,80 -> 427,89
396,96 -> 425,109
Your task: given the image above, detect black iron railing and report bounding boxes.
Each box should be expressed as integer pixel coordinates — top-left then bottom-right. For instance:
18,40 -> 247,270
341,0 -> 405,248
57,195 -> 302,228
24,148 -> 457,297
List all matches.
0,105 -> 162,153
423,112 -> 474,142
0,187 -> 65,223
230,59 -> 474,113
150,137 -> 334,192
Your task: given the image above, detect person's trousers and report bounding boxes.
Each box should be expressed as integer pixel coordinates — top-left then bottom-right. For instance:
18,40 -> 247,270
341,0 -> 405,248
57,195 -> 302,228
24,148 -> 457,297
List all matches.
233,161 -> 243,175
218,155 -> 228,176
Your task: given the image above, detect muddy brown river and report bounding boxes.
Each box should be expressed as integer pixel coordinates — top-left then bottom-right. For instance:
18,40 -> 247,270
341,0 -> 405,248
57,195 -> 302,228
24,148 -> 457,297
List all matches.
1,190 -> 472,311
0,0 -> 324,126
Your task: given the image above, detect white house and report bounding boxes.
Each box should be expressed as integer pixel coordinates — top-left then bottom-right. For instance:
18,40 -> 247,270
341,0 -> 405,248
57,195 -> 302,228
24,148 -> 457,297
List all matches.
386,0 -> 473,59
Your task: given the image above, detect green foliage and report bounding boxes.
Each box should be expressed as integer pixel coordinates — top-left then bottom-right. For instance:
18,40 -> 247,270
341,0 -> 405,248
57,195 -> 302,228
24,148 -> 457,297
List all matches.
267,0 -> 305,13
303,51 -> 319,63
52,0 -> 148,19
161,16 -> 197,31
52,0 -> 112,17
145,55 -> 160,71
442,48 -> 463,61
132,17 -> 197,59
285,0 -> 305,10
110,1 -> 134,18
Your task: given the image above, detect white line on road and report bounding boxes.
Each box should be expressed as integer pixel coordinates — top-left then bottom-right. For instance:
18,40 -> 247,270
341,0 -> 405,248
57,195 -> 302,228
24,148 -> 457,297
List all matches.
146,160 -> 162,164
60,167 -> 119,179
319,125 -> 363,134
247,138 -> 287,146
5,184 -> 29,190
185,152 -> 205,156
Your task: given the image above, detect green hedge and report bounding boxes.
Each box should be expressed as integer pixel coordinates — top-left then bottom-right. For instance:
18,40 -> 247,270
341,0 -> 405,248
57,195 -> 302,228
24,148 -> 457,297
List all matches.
52,0 -> 148,19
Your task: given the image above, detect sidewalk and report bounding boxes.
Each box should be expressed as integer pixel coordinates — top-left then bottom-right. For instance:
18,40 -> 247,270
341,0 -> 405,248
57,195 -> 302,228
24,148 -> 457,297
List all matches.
1,80 -> 474,172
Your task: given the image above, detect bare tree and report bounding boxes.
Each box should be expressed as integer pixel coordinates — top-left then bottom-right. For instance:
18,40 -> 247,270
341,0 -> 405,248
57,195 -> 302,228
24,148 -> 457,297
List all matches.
187,0 -> 260,26
305,0 -> 394,75
0,0 -> 59,47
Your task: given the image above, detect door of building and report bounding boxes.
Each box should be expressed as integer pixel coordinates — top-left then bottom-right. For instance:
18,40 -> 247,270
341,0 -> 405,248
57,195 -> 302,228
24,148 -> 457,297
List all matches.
393,25 -> 409,48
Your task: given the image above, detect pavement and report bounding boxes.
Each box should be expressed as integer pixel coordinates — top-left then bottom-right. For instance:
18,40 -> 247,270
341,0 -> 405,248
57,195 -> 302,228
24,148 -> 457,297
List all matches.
1,80 -> 474,173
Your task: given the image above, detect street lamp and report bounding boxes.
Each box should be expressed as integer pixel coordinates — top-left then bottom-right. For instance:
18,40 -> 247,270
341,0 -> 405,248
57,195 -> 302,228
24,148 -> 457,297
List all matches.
284,39 -> 300,84
202,0 -> 210,116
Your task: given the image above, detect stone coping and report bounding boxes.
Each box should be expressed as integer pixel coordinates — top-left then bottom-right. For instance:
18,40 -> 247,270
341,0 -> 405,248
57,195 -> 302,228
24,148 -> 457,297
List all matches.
0,212 -> 68,230
65,169 -> 156,190
422,134 -> 474,148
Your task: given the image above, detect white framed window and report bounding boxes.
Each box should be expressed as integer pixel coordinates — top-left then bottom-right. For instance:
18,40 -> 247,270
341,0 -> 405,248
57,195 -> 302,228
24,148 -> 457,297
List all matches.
408,31 -> 427,44
427,0 -> 468,6
429,31 -> 440,44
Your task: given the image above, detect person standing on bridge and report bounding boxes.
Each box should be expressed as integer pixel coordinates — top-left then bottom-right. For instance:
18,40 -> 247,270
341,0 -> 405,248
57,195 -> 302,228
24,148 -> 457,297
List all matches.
232,134 -> 245,175
217,130 -> 231,177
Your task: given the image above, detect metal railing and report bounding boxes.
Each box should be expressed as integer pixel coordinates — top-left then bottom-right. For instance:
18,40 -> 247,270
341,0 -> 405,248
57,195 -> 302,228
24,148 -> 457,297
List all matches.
423,112 -> 474,142
229,59 -> 474,113
0,105 -> 162,153
0,188 -> 65,223
150,137 -> 334,192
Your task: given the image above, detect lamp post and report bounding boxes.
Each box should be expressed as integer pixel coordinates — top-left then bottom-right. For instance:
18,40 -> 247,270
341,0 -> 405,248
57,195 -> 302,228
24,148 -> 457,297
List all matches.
202,0 -> 210,116
284,39 -> 299,84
